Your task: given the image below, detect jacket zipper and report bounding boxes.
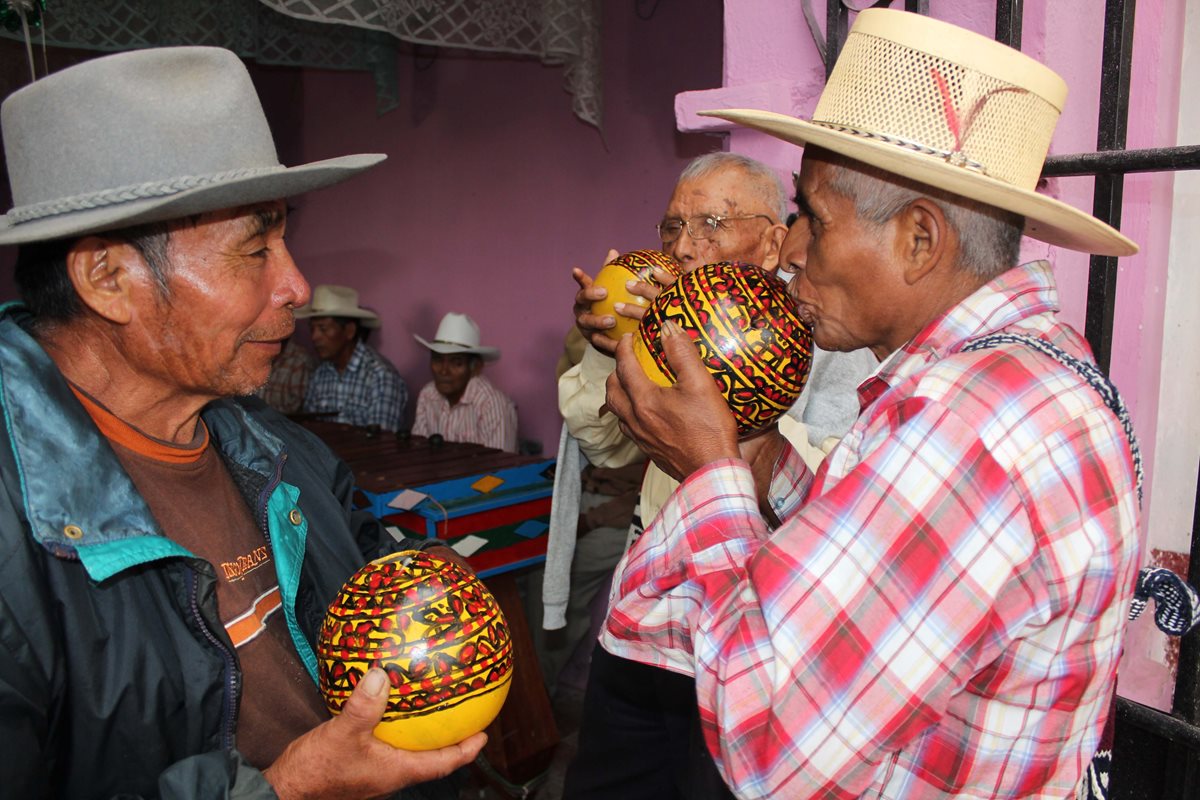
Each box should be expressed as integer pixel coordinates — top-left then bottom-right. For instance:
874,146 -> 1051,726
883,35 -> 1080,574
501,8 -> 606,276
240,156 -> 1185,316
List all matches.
183,450 -> 287,753
258,451 -> 288,541
185,565 -> 240,751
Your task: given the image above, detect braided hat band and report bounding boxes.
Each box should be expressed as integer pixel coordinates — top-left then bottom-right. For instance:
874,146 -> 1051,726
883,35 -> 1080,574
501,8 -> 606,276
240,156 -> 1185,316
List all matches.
0,47 -> 384,245
7,167 -> 284,224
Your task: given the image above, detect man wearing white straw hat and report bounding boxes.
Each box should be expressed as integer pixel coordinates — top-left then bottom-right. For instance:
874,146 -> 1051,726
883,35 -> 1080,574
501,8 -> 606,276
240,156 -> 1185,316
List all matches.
298,283 -> 408,432
412,311 -> 518,453
0,48 -> 482,798
602,9 -> 1141,799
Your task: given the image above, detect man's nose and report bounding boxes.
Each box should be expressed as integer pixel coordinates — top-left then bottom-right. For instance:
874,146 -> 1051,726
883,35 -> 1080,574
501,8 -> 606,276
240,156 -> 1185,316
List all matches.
779,240 -> 811,277
780,255 -> 804,275
276,242 -> 310,310
666,231 -> 698,266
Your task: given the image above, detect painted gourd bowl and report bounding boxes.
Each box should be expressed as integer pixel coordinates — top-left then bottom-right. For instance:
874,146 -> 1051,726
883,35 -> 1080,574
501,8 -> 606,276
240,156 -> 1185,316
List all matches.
592,249 -> 683,339
317,550 -> 513,751
633,261 -> 813,437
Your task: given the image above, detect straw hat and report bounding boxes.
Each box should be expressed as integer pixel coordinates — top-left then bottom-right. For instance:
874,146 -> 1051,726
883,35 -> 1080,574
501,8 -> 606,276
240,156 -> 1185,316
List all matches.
702,9 -> 1136,257
414,313 -> 500,362
294,285 -> 381,328
0,46 -> 385,246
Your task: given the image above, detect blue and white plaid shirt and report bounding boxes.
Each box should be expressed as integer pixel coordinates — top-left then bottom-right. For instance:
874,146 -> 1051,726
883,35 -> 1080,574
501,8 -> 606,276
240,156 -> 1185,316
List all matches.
303,341 -> 407,431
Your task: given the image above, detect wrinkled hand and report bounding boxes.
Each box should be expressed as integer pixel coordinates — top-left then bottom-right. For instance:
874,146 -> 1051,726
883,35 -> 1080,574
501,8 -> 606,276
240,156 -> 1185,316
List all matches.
264,668 -> 486,800
573,251 -> 680,355
605,321 -> 739,481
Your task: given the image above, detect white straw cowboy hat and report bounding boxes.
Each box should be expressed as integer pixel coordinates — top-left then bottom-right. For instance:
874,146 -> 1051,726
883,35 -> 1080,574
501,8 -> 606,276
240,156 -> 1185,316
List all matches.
294,285 -> 381,328
414,312 -> 500,362
702,9 -> 1137,257
0,46 -> 385,246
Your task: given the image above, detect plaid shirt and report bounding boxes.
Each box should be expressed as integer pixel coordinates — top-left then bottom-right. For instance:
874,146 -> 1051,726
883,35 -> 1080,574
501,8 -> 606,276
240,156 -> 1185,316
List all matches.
303,341 -> 407,431
605,261 -> 1140,799
258,339 -> 314,414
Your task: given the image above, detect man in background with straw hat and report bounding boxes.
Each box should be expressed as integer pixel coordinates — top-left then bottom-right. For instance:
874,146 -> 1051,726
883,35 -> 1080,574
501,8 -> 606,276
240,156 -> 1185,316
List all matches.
602,9 -> 1141,799
298,283 -> 408,432
412,311 -> 518,453
0,47 -> 481,798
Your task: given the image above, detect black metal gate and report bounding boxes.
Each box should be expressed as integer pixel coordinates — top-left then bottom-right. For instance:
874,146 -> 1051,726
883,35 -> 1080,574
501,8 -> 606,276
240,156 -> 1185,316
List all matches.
821,2 -> 1200,797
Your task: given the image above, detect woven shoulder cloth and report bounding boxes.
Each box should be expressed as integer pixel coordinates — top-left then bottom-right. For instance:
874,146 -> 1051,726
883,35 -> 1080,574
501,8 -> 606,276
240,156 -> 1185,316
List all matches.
963,332 -> 1200,800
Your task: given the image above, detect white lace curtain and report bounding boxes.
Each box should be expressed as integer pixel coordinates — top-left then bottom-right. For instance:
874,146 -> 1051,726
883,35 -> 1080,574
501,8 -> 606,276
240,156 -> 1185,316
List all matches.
0,0 -> 602,128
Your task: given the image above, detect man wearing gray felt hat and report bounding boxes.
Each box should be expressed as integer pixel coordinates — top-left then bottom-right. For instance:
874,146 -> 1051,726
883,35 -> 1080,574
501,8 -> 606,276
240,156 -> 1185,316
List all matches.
0,47 -> 483,799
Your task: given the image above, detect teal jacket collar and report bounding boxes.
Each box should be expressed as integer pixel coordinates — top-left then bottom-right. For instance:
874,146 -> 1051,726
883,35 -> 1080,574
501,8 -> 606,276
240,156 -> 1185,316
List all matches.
0,303 -> 285,580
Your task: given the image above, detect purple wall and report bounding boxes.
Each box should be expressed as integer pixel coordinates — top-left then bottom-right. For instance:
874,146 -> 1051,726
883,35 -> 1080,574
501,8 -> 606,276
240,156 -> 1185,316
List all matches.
0,3 -> 723,454
275,2 -> 723,453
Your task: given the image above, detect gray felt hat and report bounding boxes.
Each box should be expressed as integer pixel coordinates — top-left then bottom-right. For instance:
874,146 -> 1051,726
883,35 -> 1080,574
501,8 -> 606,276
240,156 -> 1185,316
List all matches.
0,46 -> 385,246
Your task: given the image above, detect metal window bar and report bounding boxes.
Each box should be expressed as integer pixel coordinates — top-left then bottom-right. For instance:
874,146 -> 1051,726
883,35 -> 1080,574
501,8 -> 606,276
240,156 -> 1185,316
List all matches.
994,0 -> 1023,48
820,1 -> 1200,797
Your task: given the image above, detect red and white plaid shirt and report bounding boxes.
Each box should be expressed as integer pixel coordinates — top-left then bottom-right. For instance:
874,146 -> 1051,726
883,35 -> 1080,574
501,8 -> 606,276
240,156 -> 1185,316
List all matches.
604,261 -> 1140,799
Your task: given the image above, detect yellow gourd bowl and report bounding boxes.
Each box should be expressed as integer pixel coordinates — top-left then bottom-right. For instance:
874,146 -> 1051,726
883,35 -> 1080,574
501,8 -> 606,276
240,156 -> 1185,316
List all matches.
592,249 -> 683,340
634,261 -> 813,437
317,550 -> 513,751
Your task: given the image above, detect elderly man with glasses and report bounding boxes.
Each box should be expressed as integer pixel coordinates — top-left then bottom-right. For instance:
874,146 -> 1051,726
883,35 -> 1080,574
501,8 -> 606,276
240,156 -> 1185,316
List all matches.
553,151 -> 876,800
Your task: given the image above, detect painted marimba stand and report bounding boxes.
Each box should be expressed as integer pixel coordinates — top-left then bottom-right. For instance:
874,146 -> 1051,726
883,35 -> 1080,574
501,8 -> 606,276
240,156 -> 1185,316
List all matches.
300,420 -> 561,791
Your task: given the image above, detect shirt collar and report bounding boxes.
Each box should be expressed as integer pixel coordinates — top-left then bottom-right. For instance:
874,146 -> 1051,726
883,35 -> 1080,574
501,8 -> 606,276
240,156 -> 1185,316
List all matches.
864,260 -> 1059,403
342,340 -> 368,374
458,374 -> 489,406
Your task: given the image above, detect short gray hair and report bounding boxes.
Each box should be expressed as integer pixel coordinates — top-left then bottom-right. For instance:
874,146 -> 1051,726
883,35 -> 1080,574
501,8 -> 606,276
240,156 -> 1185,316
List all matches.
679,152 -> 789,223
823,158 -> 1024,280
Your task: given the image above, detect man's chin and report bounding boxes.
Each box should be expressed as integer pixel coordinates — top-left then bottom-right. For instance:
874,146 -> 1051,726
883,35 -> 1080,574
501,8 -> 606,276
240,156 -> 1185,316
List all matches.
808,323 -> 837,353
227,358 -> 274,399
248,375 -> 271,395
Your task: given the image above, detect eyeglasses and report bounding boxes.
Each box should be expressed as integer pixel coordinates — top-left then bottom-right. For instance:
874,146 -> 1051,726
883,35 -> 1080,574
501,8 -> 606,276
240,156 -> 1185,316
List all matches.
656,213 -> 774,244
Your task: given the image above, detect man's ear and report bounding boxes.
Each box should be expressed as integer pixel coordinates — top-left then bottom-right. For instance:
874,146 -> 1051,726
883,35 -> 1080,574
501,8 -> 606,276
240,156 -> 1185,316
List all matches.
897,198 -> 949,286
757,222 -> 790,274
65,237 -> 136,324
470,357 -> 484,377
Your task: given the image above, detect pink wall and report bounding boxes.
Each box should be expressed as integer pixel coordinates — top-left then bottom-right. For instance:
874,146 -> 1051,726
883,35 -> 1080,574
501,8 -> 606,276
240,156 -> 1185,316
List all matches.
698,0 -> 1187,710
273,2 -> 723,453
0,3 -> 724,455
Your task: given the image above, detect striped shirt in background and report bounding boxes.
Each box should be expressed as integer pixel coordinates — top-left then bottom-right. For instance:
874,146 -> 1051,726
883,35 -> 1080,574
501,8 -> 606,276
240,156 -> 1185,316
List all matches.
605,261 -> 1141,799
303,340 -> 407,431
412,374 -> 518,453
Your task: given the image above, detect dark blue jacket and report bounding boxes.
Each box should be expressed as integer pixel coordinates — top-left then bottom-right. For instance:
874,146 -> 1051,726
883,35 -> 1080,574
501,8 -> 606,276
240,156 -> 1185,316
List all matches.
0,305 -> 440,799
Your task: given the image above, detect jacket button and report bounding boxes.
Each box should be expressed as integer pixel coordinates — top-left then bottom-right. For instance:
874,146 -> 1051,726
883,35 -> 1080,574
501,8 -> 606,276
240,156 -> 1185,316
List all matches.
63,524 -> 84,539
288,508 -> 303,526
